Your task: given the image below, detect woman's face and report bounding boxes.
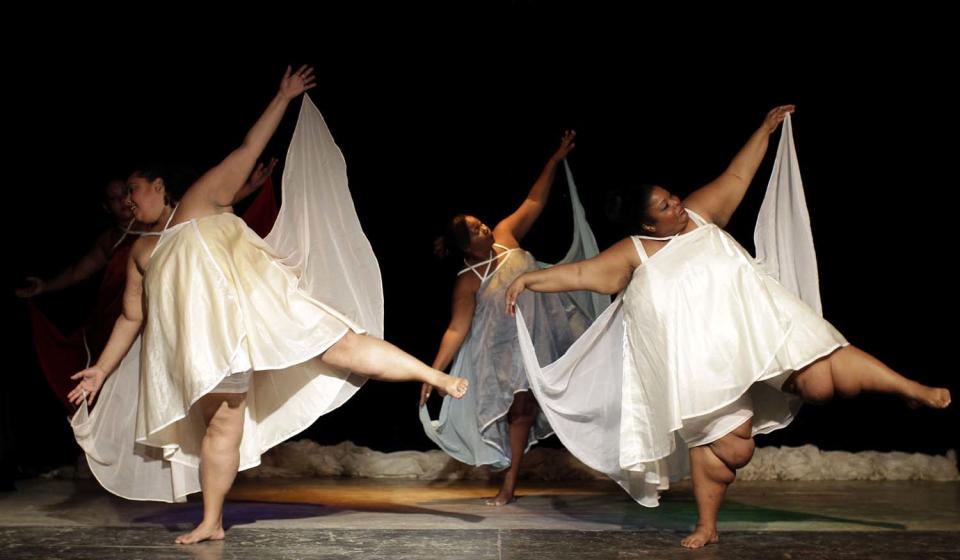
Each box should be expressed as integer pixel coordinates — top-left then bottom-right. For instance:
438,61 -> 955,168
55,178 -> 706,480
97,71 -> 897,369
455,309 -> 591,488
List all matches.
643,186 -> 688,236
104,179 -> 134,222
463,215 -> 494,257
126,173 -> 167,224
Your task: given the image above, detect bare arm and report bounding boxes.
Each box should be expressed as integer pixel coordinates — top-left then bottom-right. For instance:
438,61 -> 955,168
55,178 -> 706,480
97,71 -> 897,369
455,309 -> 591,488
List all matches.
505,237 -> 640,315
16,229 -> 114,297
188,66 -> 315,208
494,130 -> 576,243
684,105 -> 794,227
230,157 -> 277,206
420,276 -> 478,405
67,241 -> 147,406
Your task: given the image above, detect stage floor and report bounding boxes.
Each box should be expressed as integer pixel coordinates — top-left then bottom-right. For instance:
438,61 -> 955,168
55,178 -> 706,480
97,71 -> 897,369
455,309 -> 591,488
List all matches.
2,478 -> 958,558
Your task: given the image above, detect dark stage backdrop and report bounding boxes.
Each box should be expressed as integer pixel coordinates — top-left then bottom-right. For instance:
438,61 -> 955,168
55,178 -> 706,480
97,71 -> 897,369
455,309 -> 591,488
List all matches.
3,25 -> 956,475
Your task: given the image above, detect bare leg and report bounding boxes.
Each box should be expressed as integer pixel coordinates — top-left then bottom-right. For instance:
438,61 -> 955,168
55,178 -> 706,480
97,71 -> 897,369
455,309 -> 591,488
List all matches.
788,345 -> 950,408
682,419 -> 755,549
487,391 -> 538,506
176,393 -> 246,545
321,332 -> 468,398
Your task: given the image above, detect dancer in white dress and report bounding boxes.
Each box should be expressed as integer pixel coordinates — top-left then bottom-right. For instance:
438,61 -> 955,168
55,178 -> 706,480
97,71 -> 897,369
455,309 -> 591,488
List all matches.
67,66 -> 468,545
420,132 -> 608,505
506,106 -> 951,548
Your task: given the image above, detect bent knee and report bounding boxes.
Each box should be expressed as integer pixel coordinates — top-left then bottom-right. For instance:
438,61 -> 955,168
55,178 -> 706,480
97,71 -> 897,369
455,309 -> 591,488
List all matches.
712,435 -> 755,471
794,371 -> 836,404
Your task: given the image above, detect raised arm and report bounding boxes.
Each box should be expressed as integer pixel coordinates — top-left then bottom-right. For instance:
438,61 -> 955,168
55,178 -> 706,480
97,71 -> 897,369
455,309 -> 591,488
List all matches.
684,105 -> 793,227
494,130 -> 576,243
187,66 -> 315,208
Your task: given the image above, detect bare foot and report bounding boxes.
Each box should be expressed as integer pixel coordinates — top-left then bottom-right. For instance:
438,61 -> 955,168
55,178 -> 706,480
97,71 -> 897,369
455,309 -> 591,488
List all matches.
485,488 -> 517,506
175,522 -> 225,545
182,540 -> 225,559
906,387 -> 951,409
440,376 -> 469,399
680,525 -> 718,549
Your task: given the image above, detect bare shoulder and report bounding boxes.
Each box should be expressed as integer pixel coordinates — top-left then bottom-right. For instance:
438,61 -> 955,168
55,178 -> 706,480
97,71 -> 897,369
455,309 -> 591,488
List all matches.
681,196 -> 713,221
453,268 -> 482,298
130,235 -> 159,274
605,237 -> 644,268
491,226 -> 519,250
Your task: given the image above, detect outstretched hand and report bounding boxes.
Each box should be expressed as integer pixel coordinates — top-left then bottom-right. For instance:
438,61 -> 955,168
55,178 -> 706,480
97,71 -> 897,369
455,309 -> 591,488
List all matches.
279,65 -> 316,101
763,105 -> 795,134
